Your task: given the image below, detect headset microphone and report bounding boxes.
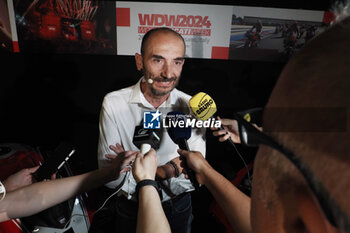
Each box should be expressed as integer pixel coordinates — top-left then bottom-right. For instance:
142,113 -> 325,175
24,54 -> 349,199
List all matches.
166,111 -> 200,190
147,78 -> 154,84
132,126 -> 161,154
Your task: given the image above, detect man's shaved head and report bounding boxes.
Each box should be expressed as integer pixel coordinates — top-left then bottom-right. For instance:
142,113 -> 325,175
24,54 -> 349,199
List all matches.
140,27 -> 186,56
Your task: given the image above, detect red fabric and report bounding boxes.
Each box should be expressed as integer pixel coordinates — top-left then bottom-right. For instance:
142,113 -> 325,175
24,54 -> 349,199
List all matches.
0,151 -> 43,181
0,220 -> 22,233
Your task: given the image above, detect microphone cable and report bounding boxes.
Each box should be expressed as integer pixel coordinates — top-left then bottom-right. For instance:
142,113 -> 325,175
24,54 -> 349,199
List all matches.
94,158 -> 136,214
63,169 -> 131,229
226,137 -> 252,187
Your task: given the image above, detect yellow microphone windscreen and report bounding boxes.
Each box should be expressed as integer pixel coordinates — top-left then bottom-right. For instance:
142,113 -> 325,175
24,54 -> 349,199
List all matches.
189,92 -> 217,121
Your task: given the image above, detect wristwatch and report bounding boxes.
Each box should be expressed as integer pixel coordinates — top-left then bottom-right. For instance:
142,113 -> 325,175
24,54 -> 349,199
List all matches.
168,160 -> 180,177
135,179 -> 163,201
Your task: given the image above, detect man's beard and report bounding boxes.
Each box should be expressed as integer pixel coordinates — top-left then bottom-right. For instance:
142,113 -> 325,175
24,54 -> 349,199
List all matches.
150,77 -> 179,96
143,72 -> 180,96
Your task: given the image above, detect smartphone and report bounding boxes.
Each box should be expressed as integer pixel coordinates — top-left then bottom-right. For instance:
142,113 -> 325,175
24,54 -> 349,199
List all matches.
33,142 -> 75,181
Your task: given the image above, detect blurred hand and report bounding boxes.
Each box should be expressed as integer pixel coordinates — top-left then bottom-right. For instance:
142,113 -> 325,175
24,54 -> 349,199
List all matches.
3,166 -> 39,192
177,149 -> 211,184
132,149 -> 158,183
211,117 -> 241,143
106,143 -> 138,178
0,18 -> 12,46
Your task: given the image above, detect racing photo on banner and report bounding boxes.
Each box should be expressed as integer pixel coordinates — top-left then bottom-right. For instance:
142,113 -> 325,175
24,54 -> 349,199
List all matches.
116,1 -> 232,59
14,0 -> 116,54
229,6 -> 331,61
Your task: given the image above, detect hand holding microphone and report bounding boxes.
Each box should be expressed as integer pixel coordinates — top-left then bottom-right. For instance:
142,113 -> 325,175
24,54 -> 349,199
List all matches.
189,93 -> 257,185
132,126 -> 163,200
211,117 -> 241,143
166,111 -> 200,190
189,92 -> 237,147
132,149 -> 158,183
177,149 -> 211,185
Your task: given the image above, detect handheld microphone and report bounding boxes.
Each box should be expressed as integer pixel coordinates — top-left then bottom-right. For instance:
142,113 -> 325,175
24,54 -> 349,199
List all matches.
132,125 -> 161,154
189,92 -> 218,121
166,111 -> 200,190
189,92 -> 235,146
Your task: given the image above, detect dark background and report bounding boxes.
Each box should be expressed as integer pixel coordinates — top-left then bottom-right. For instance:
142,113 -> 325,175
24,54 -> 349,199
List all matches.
0,0 -> 335,232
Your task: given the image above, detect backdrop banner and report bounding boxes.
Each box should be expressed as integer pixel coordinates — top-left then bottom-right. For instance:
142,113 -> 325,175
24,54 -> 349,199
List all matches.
1,0 -> 334,61
229,6 -> 330,61
116,1 -> 232,59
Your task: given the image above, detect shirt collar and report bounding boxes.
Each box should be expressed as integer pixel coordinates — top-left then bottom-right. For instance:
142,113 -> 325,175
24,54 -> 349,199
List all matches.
166,88 -> 177,105
129,78 -> 143,104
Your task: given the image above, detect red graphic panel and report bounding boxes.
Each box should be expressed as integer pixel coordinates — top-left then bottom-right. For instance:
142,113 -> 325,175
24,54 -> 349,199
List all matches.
211,46 -> 229,59
116,8 -> 130,27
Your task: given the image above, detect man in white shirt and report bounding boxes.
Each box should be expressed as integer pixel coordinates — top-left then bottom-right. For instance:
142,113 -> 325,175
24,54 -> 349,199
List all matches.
96,27 -> 206,233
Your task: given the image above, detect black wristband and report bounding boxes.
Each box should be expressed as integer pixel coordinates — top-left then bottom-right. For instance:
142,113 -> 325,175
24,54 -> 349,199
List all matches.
135,179 -> 162,201
168,160 -> 180,178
